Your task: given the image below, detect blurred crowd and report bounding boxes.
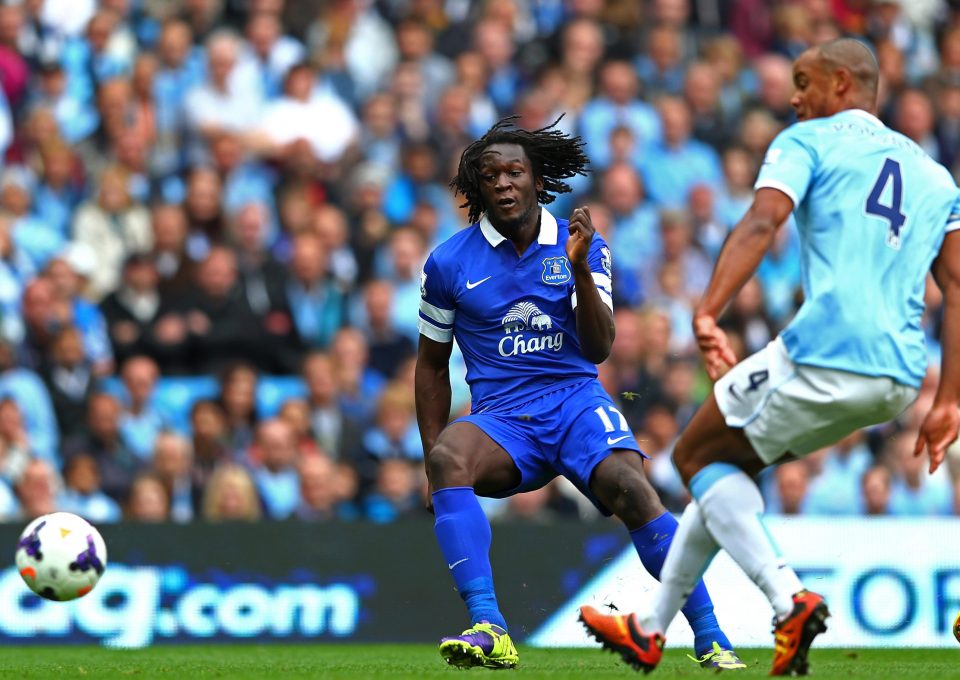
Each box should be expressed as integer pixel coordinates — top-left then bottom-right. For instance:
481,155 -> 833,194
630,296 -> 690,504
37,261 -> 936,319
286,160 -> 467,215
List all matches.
0,0 -> 957,524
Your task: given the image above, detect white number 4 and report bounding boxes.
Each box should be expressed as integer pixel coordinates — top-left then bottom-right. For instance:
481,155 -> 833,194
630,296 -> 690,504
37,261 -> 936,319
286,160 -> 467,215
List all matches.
594,406 -> 629,433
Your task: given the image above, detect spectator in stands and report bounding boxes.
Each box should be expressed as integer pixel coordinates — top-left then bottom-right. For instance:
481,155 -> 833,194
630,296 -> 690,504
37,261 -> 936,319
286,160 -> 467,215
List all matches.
183,29 -> 262,153
72,165 -> 153,299
893,88 -> 939,160
302,351 -> 363,463
360,383 -> 421,463
581,60 -> 661,170
189,399 -> 231,488
295,453 -> 359,521
41,325 -> 96,442
640,97 -> 723,207
64,392 -> 142,502
636,24 -> 686,98
183,167 -> 227,260
362,458 -> 423,523
887,430 -> 953,515
278,398 -> 322,459
750,53 -> 796,124
211,133 -> 277,234
683,61 -> 734,149
600,162 -> 659,298
202,462 -> 261,521
0,398 -> 31,485
32,140 -> 84,238
58,453 -> 121,523
0,336 -> 58,464
240,9 -> 305,100
771,462 -> 811,515
358,279 -> 415,380
14,459 -> 58,520
377,227 -> 426,342
252,61 -> 359,169
217,362 -> 258,458
286,232 -> 346,351
311,204 -> 359,291
183,247 -> 257,374
330,327 -> 386,424
101,253 -> 178,370
45,247 -> 114,375
230,202 -> 284,299
804,432 -> 873,515
151,203 -> 195,297
127,473 -> 170,522
151,431 -> 196,523
862,465 -> 893,516
0,214 -> 35,344
2,166 -> 64,270
118,356 -> 167,461
249,418 -> 300,520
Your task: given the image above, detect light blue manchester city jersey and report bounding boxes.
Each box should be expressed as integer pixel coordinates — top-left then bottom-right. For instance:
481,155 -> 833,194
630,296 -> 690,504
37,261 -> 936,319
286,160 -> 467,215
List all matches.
418,207 -> 613,413
755,109 -> 960,387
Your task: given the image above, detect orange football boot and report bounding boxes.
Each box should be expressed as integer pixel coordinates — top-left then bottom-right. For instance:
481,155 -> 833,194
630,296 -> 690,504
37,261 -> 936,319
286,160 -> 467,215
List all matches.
579,605 -> 665,673
771,590 -> 830,676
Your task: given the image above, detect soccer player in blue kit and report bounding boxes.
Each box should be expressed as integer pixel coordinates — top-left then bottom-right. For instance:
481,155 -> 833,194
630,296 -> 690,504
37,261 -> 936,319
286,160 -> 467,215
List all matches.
580,39 -> 960,676
414,118 -> 743,670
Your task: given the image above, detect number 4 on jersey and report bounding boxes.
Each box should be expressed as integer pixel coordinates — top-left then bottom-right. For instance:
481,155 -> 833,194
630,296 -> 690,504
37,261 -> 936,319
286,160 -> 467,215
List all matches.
866,158 -> 906,250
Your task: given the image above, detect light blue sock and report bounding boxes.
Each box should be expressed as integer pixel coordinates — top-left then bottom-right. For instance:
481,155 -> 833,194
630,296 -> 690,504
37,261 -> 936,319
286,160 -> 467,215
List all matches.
433,487 -> 507,631
631,511 -> 731,656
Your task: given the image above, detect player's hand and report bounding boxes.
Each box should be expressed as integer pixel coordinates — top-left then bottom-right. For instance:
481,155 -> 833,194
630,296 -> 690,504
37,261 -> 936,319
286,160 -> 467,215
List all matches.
693,314 -> 737,381
913,401 -> 960,474
567,206 -> 594,266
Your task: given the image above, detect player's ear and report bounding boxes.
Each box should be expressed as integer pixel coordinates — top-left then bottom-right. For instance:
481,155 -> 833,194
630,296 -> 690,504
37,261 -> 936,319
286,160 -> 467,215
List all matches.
834,67 -> 853,97
535,175 -> 544,194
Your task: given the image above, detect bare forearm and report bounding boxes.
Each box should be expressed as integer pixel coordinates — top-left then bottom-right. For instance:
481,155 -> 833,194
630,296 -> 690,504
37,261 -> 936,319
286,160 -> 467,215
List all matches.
415,364 -> 452,457
697,215 -> 778,319
936,283 -> 960,407
573,263 -> 614,363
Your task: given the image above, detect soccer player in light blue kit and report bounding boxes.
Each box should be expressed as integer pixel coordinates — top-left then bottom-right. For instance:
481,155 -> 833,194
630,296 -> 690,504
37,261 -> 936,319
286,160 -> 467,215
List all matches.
581,39 -> 960,676
415,118 -> 743,670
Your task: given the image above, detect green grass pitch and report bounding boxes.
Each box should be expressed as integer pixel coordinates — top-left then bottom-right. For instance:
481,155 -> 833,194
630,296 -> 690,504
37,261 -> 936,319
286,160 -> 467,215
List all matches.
0,645 -> 955,679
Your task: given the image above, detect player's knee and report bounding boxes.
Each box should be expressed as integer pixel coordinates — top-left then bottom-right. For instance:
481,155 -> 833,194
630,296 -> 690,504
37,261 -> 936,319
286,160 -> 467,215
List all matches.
671,436 -> 700,485
594,458 -> 663,526
426,442 -> 472,488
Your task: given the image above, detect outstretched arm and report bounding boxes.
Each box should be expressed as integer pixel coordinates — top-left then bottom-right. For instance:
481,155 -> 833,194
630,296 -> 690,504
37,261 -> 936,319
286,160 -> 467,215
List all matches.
694,187 -> 795,379
914,230 -> 960,473
568,206 -> 615,364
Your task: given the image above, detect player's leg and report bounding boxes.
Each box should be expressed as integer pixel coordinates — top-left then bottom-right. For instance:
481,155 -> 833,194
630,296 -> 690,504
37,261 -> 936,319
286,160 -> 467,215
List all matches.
429,420 -> 522,669
587,450 -> 741,669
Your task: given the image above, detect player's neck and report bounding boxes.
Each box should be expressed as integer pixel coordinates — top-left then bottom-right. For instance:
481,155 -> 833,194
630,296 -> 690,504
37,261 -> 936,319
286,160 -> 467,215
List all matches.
492,211 -> 541,256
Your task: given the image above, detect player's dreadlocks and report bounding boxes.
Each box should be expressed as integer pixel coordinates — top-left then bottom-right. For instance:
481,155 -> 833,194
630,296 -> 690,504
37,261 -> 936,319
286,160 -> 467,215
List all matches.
450,116 -> 590,224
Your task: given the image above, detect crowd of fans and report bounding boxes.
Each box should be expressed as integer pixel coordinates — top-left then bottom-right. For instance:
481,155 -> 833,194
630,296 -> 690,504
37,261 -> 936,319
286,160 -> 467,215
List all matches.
0,0 -> 957,524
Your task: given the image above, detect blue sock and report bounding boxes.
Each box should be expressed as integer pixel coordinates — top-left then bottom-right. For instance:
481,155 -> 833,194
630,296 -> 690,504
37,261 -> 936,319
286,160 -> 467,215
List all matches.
630,512 -> 730,657
433,487 -> 507,631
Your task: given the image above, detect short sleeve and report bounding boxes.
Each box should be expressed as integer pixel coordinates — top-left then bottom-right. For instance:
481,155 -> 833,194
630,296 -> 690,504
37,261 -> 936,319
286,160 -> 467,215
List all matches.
418,252 -> 456,343
754,125 -> 818,208
947,191 -> 960,233
571,234 -> 613,312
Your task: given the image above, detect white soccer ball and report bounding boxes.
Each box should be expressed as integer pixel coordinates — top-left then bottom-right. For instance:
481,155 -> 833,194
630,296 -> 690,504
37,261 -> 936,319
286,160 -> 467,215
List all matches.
15,512 -> 108,601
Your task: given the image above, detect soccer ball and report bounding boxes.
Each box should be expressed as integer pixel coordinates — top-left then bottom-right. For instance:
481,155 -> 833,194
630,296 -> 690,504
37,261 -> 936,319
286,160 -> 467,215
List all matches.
954,611 -> 960,643
15,512 -> 107,601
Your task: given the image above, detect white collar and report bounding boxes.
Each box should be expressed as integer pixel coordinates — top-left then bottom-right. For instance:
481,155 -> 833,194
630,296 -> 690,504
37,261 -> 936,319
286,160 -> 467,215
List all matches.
478,206 -> 558,247
845,109 -> 883,127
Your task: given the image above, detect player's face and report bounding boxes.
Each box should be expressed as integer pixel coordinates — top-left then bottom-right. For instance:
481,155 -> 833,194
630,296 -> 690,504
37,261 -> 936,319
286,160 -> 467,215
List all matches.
790,52 -> 834,121
476,143 -> 542,234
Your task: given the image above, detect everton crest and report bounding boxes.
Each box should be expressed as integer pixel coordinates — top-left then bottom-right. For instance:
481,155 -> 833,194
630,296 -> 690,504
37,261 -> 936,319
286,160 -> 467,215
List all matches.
541,256 -> 572,285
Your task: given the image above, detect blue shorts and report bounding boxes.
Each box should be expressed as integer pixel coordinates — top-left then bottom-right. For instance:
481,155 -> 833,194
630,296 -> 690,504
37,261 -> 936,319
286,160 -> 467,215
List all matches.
455,378 -> 647,515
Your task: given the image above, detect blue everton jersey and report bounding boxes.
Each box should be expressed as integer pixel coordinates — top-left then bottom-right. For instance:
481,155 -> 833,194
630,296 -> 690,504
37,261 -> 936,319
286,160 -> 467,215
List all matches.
755,109 -> 960,387
418,207 -> 613,413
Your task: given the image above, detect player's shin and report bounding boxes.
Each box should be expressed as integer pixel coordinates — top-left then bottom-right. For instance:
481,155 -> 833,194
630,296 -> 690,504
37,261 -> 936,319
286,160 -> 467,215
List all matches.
432,487 -> 507,630
631,508 -> 728,656
691,463 -> 803,620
